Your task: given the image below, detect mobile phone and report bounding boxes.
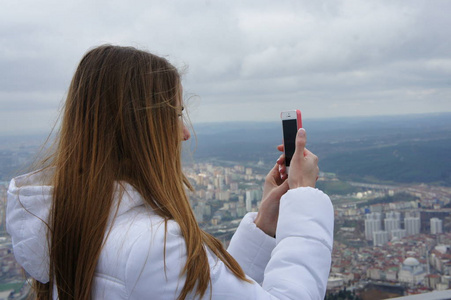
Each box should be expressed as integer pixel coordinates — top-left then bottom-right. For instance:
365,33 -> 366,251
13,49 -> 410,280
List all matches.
281,110 -> 302,173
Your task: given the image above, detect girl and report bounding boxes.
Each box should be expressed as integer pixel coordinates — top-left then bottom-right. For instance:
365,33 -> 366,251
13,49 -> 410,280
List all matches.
7,45 -> 333,299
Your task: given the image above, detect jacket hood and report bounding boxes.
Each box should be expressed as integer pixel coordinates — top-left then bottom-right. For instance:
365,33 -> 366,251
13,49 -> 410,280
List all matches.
6,169 -> 145,284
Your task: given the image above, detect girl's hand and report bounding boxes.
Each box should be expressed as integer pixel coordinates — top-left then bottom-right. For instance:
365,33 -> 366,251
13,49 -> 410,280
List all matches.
288,128 -> 319,189
254,128 -> 319,237
254,159 -> 289,237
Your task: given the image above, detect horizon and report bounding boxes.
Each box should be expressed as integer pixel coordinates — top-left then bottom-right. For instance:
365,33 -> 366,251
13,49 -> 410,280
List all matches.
3,111 -> 451,137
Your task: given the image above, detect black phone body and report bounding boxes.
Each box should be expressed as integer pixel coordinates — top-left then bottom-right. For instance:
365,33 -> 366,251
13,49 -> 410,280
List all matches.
281,110 -> 302,168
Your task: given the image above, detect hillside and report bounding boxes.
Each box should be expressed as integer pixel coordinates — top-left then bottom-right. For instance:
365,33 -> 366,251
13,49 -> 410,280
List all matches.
187,113 -> 451,186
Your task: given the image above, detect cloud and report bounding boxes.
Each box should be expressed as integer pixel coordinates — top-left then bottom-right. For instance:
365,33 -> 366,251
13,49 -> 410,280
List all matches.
1,0 -> 451,135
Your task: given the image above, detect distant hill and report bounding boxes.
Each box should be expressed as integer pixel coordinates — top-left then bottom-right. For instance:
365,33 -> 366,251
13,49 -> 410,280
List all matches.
2,113 -> 450,186
186,113 -> 451,186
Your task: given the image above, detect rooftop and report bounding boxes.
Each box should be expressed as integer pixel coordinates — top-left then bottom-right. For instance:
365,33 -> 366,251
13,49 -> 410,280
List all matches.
389,289 -> 451,300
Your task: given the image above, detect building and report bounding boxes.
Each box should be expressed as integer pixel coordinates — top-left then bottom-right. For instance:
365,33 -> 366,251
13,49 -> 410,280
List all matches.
386,211 -> 401,220
245,191 -> 253,212
327,277 -> 344,290
217,191 -> 230,201
373,230 -> 389,246
385,217 -> 401,238
398,257 -> 427,286
429,245 -> 451,275
391,229 -> 407,241
194,205 -> 204,222
405,217 -> 421,236
425,274 -> 441,290
214,175 -> 225,190
430,218 -> 443,234
365,212 -> 382,241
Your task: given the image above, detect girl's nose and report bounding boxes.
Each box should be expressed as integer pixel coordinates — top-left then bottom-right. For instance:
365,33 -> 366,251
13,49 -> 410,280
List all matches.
182,125 -> 191,141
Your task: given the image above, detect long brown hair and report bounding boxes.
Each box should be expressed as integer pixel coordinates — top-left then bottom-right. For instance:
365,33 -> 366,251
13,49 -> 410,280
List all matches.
35,45 -> 249,299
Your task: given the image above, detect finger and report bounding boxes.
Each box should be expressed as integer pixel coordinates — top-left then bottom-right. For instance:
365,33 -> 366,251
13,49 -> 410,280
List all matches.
277,154 -> 285,165
292,128 -> 306,161
275,171 -> 286,185
276,163 -> 286,184
277,144 -> 284,152
270,159 -> 288,181
281,173 -> 288,181
268,162 -> 280,177
279,163 -> 286,175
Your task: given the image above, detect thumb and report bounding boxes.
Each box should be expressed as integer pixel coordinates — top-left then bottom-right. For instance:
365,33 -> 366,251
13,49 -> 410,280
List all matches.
293,128 -> 306,159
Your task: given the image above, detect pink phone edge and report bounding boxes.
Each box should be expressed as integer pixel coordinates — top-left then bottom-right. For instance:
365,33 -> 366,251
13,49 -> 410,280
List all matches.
296,109 -> 302,129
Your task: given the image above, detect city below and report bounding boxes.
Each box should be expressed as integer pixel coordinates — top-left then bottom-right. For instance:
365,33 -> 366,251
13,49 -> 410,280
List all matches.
2,161 -> 451,299
185,162 -> 451,299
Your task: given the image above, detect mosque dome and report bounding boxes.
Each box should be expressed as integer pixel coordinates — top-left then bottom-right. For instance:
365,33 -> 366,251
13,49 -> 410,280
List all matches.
403,257 -> 420,266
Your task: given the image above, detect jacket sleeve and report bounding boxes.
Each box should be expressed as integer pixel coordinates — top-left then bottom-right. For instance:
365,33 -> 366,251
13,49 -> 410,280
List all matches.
227,212 -> 276,284
262,187 -> 334,299
223,187 -> 334,299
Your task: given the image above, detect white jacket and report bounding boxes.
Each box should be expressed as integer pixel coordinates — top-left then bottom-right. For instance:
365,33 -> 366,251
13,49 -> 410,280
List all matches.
6,170 -> 334,299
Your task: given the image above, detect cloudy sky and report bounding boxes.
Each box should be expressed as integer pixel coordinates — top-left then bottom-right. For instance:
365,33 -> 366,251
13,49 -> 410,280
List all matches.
1,0 -> 450,135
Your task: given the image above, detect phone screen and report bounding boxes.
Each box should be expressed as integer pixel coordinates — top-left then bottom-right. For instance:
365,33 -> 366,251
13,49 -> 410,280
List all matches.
282,119 -> 297,166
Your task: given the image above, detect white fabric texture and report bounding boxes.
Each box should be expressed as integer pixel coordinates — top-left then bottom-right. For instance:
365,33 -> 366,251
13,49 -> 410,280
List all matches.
7,170 -> 334,299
